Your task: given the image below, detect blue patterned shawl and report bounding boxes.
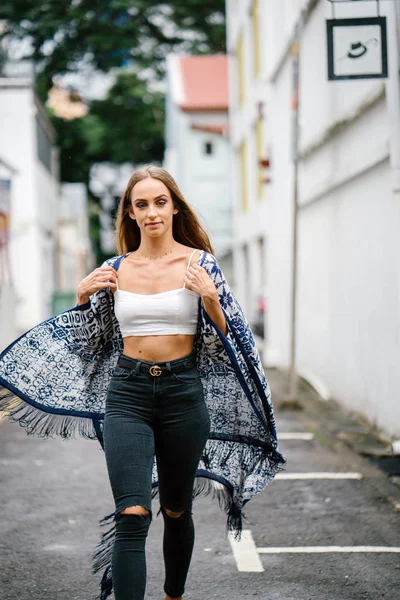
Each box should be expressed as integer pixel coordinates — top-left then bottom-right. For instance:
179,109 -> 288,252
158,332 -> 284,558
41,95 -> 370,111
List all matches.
0,251 -> 285,597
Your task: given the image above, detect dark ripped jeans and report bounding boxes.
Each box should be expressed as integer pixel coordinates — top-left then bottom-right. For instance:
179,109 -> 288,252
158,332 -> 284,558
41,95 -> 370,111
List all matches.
103,352 -> 210,600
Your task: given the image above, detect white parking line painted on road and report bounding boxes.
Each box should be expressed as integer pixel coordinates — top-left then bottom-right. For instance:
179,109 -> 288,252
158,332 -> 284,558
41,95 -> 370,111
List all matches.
275,472 -> 362,480
258,546 -> 400,554
229,530 -> 264,572
279,432 -> 314,440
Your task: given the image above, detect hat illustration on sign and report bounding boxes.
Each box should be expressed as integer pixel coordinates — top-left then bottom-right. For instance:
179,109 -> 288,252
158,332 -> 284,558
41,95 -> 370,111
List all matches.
347,42 -> 368,59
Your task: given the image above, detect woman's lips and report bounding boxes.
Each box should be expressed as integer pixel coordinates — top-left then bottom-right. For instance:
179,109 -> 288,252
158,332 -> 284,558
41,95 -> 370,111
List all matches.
146,222 -> 162,227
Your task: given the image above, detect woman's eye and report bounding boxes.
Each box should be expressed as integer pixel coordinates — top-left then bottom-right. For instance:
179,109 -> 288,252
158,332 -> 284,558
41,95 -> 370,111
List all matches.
157,201 -> 166,206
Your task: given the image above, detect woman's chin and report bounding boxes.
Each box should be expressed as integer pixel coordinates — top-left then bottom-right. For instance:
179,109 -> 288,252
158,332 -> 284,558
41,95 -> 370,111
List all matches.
143,225 -> 169,237
146,229 -> 163,237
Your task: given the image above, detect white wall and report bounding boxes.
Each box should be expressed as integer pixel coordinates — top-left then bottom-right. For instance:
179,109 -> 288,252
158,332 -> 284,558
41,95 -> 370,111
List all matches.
0,286 -> 17,352
294,1 -> 400,435
297,159 -> 400,433
0,81 -> 58,333
58,183 -> 94,292
227,0 -> 400,437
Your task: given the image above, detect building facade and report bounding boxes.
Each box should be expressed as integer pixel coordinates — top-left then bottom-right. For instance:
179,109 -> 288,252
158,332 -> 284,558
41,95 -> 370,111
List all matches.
226,0 -> 400,437
0,156 -> 17,350
0,76 -> 60,336
55,183 -> 95,313
164,55 -> 232,278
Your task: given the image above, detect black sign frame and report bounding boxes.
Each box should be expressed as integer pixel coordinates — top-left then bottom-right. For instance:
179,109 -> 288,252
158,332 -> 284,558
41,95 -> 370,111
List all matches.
326,16 -> 388,80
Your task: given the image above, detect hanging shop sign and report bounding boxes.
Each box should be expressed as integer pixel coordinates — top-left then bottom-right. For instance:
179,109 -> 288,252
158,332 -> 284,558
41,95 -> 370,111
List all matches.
326,16 -> 388,80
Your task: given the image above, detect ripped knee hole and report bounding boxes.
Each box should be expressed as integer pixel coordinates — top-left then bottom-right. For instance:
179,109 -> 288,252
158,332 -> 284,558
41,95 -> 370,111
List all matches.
121,506 -> 150,516
162,508 -> 185,519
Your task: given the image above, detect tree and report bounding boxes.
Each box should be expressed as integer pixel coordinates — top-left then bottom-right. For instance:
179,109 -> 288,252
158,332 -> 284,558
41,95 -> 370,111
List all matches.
48,70 -> 165,182
48,113 -> 91,184
48,70 -> 165,262
86,71 -> 165,164
1,1 -> 226,258
0,1 -> 226,93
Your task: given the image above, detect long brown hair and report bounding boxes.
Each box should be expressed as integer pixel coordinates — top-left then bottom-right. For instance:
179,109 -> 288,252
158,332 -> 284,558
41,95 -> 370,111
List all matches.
115,165 -> 214,255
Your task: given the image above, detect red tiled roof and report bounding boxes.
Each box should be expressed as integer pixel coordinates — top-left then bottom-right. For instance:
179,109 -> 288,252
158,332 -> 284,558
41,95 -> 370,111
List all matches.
191,123 -> 229,135
179,55 -> 228,112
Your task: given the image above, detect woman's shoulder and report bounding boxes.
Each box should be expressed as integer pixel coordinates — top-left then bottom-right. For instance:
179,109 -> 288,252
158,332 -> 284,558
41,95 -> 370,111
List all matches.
179,247 -> 215,262
178,247 -> 206,265
197,250 -> 218,267
101,254 -> 128,268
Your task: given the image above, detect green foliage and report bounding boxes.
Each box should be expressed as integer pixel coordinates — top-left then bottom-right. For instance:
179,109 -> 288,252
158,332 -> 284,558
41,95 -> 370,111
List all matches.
1,1 -> 226,85
86,71 -> 165,164
48,70 -> 165,180
1,1 -> 226,257
48,112 -> 91,183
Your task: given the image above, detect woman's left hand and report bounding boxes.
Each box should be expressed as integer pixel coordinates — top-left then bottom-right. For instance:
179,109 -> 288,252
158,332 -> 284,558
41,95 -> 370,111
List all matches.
184,264 -> 218,300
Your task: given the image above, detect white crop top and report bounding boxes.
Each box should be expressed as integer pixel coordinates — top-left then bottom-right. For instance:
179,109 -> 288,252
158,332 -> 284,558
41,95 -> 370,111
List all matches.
114,249 -> 200,337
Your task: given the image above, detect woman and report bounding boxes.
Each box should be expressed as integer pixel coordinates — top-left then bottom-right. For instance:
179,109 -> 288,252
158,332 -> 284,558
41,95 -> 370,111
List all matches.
0,166 -> 285,600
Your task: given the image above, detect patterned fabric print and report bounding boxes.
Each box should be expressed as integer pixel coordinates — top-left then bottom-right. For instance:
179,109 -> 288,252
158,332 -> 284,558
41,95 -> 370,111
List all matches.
194,253 -> 284,513
197,253 -> 278,440
0,256 -> 122,425
0,251 -> 285,528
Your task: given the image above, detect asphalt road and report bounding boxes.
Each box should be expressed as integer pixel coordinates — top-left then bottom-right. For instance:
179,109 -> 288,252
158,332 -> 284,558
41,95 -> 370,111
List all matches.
1,401 -> 400,600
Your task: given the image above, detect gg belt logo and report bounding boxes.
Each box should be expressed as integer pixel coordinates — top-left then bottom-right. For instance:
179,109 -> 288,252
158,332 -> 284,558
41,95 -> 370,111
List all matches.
149,365 -> 162,376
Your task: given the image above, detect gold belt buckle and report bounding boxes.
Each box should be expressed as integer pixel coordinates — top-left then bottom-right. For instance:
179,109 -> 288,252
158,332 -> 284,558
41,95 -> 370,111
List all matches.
149,365 -> 162,377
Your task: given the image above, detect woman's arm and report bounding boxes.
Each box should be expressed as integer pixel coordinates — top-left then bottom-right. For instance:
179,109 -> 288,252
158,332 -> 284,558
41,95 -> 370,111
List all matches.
201,290 -> 228,335
184,262 -> 228,336
77,265 -> 118,305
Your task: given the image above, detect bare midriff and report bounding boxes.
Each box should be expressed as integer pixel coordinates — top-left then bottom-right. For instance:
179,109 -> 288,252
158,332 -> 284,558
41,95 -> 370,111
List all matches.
122,334 -> 196,363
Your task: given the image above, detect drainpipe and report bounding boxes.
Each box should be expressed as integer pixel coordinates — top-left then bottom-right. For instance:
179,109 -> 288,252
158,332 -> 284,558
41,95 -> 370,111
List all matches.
386,3 -> 400,448
386,1 -> 400,193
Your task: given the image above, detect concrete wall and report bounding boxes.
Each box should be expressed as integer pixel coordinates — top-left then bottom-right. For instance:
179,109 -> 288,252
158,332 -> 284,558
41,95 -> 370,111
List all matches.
0,81 -> 59,333
227,0 -> 400,437
58,183 -> 94,293
0,286 -> 17,352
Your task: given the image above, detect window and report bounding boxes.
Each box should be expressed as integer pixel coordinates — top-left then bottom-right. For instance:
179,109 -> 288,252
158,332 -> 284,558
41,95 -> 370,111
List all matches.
251,0 -> 261,78
242,243 -> 251,314
204,141 -> 213,155
236,33 -> 245,106
258,236 -> 265,288
255,116 -> 264,199
239,141 -> 248,212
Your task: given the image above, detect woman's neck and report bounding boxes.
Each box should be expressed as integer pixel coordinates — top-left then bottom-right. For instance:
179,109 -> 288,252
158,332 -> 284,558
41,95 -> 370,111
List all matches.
137,237 -> 176,259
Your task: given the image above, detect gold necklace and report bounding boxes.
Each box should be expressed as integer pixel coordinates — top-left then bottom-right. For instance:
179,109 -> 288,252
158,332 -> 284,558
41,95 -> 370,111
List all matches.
138,248 -> 173,260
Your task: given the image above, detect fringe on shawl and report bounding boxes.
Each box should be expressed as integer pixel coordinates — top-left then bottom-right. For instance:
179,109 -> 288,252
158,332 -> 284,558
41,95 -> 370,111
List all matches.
92,444 -> 286,598
0,386 -> 98,440
92,477 -> 241,599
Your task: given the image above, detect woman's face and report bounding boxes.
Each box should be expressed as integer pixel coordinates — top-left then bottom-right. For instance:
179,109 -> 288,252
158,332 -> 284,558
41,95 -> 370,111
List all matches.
129,177 -> 178,238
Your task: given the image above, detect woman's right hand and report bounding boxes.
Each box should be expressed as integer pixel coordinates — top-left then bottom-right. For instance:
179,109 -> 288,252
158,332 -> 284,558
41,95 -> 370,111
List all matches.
77,266 -> 118,305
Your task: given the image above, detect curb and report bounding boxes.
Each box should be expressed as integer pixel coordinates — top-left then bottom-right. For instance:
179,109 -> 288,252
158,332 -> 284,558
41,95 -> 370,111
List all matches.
297,410 -> 400,513
267,368 -> 400,513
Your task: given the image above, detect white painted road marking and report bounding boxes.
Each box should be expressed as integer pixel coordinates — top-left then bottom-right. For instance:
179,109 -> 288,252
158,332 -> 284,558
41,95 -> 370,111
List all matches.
258,546 -> 400,554
275,472 -> 362,480
229,530 -> 264,572
279,432 -> 314,440
229,533 -> 400,571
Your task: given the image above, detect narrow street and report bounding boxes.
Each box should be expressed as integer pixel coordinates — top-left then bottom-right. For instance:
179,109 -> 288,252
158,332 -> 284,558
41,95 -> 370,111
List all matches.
1,373 -> 399,600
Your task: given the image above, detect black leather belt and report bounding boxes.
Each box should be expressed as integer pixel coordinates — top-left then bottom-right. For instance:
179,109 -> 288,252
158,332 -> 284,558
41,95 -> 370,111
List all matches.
117,354 -> 197,377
